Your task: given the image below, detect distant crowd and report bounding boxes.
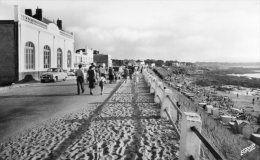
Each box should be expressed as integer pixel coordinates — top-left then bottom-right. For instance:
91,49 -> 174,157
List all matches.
75,63 -> 143,95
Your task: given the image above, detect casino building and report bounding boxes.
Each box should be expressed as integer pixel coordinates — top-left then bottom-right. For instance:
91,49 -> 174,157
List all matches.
0,5 -> 74,85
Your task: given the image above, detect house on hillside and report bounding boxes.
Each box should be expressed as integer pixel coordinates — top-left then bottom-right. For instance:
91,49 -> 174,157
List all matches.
136,60 -> 145,66
172,61 -> 180,67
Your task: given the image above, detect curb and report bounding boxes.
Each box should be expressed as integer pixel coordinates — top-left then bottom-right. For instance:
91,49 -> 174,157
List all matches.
0,83 -> 32,92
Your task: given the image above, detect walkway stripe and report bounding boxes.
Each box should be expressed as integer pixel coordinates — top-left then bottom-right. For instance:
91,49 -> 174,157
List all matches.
44,81 -> 124,160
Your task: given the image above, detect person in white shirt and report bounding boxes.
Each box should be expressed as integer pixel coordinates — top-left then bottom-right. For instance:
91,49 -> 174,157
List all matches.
75,64 -> 85,95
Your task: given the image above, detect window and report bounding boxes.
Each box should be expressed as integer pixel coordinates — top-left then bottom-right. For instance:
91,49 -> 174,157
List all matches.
67,50 -> 71,68
57,48 -> 62,68
24,42 -> 35,70
43,45 -> 51,68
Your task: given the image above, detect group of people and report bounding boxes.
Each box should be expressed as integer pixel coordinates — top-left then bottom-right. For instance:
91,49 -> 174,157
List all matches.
75,64 -> 106,95
75,64 -> 143,95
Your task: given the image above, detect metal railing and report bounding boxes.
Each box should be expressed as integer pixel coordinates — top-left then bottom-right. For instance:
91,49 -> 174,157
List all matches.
143,68 -> 225,160
164,95 -> 224,160
164,95 -> 182,137
190,126 -> 224,160
165,108 -> 181,138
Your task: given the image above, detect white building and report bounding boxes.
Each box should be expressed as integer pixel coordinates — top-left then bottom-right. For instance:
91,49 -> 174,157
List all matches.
74,47 -> 94,70
0,5 -> 75,83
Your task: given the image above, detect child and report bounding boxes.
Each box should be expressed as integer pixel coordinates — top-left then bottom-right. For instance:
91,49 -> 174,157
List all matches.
99,73 -> 106,95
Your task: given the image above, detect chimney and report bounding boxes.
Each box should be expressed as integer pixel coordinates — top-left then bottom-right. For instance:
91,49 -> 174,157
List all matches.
14,5 -> 20,22
57,19 -> 62,30
25,9 -> 32,17
93,50 -> 99,55
35,7 -> 42,21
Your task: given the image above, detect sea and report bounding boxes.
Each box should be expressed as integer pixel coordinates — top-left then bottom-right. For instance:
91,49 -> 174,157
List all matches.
228,73 -> 260,79
228,65 -> 260,79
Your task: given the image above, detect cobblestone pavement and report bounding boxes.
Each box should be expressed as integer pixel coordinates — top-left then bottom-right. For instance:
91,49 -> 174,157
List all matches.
0,74 -> 179,160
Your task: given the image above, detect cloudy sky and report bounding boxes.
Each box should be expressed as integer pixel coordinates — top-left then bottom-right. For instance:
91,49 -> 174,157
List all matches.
1,0 -> 259,62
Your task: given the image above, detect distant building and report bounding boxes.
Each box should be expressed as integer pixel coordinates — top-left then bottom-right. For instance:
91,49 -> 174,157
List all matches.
172,61 -> 180,67
136,60 -> 144,66
74,47 -> 93,70
93,50 -> 99,55
0,5 -> 74,85
128,60 -> 137,66
93,54 -> 112,68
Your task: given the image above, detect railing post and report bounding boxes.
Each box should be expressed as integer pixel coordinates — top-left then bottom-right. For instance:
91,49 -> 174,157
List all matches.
150,78 -> 156,93
154,81 -> 163,104
161,89 -> 173,119
180,112 -> 202,160
148,76 -> 152,87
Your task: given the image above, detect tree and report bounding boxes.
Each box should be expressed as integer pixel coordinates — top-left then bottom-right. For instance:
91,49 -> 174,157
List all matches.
144,59 -> 156,65
155,60 -> 164,67
112,59 -> 124,66
165,60 -> 174,66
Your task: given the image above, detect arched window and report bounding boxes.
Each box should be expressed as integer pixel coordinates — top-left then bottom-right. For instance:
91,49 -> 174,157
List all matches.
57,48 -> 63,68
67,50 -> 71,68
24,42 -> 35,70
44,45 -> 51,68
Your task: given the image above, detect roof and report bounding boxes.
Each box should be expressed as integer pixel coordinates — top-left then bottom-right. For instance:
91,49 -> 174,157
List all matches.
76,49 -> 85,53
42,17 -> 53,24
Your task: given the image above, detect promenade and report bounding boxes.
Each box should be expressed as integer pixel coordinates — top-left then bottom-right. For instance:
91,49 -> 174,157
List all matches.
0,74 -> 179,160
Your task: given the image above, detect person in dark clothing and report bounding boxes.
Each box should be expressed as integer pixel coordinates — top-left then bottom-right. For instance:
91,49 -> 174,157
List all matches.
108,67 -> 114,83
129,66 -> 133,80
123,66 -> 129,80
87,66 -> 96,95
75,64 -> 85,95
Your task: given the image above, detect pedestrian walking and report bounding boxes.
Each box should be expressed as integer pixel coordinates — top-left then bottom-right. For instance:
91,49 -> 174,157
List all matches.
123,66 -> 129,82
75,64 -> 85,95
87,65 -> 96,95
129,66 -> 134,80
99,73 -> 106,95
108,67 -> 114,83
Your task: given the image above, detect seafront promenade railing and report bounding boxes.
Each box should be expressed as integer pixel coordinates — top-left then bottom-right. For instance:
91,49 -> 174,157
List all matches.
143,68 -> 224,160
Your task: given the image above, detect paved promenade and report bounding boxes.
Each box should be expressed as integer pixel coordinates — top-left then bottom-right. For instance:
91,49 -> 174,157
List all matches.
0,74 -> 179,160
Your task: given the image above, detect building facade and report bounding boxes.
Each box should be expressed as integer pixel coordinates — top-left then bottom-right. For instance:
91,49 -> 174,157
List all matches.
0,5 -> 74,85
74,48 -> 93,70
93,54 -> 112,68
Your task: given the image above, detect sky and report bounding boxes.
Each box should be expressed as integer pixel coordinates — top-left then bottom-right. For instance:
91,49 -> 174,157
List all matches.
0,0 -> 259,62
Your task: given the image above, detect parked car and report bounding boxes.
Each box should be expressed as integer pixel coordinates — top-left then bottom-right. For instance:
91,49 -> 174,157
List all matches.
40,68 -> 67,82
67,69 -> 76,76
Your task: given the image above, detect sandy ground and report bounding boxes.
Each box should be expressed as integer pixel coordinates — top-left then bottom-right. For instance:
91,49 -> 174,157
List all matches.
0,76 -> 179,160
0,79 -> 118,142
221,90 -> 260,110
